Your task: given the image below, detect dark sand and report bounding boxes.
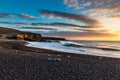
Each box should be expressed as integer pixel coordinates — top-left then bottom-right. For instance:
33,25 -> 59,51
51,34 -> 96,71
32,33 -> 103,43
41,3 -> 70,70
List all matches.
0,40 -> 120,80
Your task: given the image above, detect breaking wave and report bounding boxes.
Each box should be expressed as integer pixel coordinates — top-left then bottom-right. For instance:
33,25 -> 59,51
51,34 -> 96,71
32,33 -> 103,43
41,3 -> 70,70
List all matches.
60,41 -> 120,51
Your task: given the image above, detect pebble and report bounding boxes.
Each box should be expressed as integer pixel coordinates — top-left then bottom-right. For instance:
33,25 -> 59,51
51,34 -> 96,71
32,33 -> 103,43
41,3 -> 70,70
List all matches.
57,54 -> 61,57
15,50 -> 18,53
67,55 -> 70,58
48,57 -> 61,61
47,54 -> 51,56
0,45 -> 2,48
48,57 -> 54,61
55,58 -> 61,61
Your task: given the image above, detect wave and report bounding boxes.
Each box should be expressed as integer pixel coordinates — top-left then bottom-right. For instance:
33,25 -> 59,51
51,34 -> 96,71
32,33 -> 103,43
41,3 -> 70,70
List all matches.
60,41 -> 120,51
93,46 -> 120,51
60,41 -> 84,47
26,41 -> 120,58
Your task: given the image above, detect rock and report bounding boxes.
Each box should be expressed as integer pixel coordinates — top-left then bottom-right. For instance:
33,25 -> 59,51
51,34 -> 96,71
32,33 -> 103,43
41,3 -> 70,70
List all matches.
0,27 -> 66,42
0,27 -> 20,40
0,27 -> 44,41
44,37 -> 66,41
17,34 -> 24,40
0,34 -> 6,39
17,32 -> 44,41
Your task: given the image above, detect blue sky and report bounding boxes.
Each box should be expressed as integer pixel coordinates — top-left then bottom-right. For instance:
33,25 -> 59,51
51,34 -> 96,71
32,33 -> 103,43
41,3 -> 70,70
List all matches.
0,0 -> 120,40
0,0 -> 66,22
0,0 -> 77,21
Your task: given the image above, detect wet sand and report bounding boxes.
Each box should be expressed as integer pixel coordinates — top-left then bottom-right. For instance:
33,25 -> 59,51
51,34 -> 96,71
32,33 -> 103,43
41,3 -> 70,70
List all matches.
0,40 -> 120,80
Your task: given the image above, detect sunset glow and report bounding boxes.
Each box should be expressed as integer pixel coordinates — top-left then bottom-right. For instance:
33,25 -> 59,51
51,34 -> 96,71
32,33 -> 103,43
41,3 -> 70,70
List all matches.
68,36 -> 120,41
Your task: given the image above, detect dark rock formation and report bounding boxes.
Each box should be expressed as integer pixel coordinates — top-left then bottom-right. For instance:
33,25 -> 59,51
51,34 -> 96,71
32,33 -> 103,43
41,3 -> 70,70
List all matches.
17,32 -> 44,41
0,27 -> 44,41
44,37 -> 66,41
0,27 -> 66,42
0,27 -> 20,40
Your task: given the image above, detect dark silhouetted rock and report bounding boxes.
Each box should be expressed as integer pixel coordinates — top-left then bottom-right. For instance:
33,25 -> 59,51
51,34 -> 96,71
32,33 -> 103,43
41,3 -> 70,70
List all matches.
44,37 -> 66,41
0,27 -> 44,41
0,27 -> 66,42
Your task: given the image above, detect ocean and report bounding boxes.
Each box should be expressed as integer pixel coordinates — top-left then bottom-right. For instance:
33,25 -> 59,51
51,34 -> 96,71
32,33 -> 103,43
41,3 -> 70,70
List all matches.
26,40 -> 120,58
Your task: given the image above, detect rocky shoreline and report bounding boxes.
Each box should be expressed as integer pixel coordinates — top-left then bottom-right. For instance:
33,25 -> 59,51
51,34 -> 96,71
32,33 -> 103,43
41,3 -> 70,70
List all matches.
0,27 -> 120,80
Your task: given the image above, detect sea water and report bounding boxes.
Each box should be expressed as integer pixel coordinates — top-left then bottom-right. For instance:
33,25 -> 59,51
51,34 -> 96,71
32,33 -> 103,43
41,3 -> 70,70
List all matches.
26,40 -> 120,58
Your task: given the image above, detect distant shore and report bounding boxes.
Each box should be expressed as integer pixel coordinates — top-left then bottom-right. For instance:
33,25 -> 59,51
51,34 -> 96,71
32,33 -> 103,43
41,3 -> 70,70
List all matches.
0,40 -> 120,80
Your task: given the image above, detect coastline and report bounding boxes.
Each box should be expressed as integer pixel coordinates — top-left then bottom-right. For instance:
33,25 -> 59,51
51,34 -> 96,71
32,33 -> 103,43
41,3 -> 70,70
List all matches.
0,40 -> 120,79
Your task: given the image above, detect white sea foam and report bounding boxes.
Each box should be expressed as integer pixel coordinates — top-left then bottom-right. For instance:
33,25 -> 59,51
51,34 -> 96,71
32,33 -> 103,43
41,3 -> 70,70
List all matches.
26,41 -> 120,58
26,41 -> 81,53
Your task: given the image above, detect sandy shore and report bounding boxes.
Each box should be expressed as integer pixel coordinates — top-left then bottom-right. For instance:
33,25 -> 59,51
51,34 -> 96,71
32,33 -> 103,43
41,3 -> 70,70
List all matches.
0,40 -> 120,80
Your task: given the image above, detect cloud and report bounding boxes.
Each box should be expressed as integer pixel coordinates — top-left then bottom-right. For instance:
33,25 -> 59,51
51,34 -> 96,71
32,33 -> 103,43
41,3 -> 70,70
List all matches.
18,13 -> 36,20
63,0 -> 120,33
116,31 -> 120,33
1,21 -> 105,33
0,21 -> 96,29
0,21 -> 29,25
31,22 -> 96,28
40,10 -> 100,27
64,0 -> 119,9
0,13 -> 14,18
82,29 -> 111,34
49,14 -> 55,19
42,30 -> 118,38
21,27 -> 57,31
64,0 -> 120,18
0,21 -> 118,39
0,12 -> 36,20
111,12 -> 120,18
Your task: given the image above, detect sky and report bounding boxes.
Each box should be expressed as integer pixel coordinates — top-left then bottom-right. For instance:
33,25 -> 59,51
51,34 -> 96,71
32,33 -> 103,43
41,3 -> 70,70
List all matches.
0,0 -> 120,41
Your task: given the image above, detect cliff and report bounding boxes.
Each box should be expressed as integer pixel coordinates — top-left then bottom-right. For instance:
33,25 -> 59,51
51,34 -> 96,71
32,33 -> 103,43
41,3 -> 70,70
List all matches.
0,27 -> 44,41
0,27 -> 20,39
0,27 -> 66,41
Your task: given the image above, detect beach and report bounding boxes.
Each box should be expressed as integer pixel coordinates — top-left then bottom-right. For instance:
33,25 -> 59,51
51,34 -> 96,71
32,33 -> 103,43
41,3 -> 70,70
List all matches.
0,40 -> 120,80
0,0 -> 120,79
